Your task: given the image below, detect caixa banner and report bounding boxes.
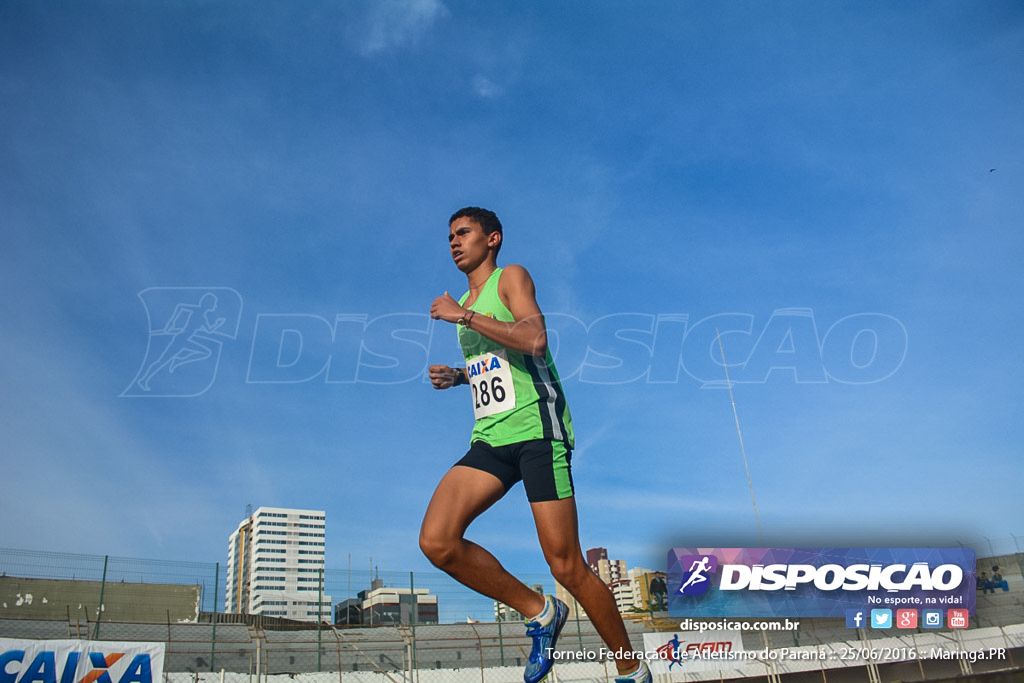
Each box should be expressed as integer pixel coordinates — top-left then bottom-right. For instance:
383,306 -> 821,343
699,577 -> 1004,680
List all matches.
668,548 -> 975,618
0,639 -> 165,683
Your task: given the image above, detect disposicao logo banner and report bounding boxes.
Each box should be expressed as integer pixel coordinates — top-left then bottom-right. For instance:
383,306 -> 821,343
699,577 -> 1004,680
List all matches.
668,548 -> 975,618
0,639 -> 165,683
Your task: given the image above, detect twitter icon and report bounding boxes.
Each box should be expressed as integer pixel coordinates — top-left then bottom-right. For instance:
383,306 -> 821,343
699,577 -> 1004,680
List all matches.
870,609 -> 892,629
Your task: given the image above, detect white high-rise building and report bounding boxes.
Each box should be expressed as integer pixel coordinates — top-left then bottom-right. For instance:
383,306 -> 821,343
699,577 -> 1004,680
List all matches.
225,506 -> 331,622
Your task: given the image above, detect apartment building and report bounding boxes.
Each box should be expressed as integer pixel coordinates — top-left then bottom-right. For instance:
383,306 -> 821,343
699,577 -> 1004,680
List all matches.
225,506 -> 331,622
494,583 -> 544,622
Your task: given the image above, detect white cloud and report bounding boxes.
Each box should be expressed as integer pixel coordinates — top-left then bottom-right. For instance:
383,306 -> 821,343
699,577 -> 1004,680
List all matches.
356,0 -> 449,56
472,75 -> 503,99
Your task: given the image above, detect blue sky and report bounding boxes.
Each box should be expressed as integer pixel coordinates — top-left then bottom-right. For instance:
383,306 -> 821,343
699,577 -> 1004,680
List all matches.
2,0 -> 1022,585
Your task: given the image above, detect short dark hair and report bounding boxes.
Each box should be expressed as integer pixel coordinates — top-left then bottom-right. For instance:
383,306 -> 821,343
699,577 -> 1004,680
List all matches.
450,206 -> 503,254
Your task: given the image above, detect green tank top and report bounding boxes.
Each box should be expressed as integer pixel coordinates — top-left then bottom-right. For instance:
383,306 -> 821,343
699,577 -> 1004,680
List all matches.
458,268 -> 574,448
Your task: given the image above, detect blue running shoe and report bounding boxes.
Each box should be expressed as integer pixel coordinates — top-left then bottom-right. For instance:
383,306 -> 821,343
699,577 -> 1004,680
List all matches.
523,595 -> 568,683
614,661 -> 652,683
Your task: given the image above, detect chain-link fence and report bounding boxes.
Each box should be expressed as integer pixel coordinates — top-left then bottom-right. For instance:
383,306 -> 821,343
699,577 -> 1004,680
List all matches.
6,539 -> 1024,626
3,542 -> 1024,682
2,616 -> 1023,682
0,547 -> 584,626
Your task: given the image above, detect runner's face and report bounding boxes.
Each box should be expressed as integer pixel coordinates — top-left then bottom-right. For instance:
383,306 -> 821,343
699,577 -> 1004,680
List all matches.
448,217 -> 497,272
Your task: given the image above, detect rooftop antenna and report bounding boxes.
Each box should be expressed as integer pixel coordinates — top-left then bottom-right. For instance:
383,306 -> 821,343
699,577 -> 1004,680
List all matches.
715,326 -> 765,547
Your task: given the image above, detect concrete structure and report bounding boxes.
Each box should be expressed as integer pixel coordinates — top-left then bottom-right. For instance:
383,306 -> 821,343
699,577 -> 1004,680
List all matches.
334,597 -> 361,626
3,614 -> 1021,681
357,578 -> 438,625
0,575 -> 200,623
225,506 -> 330,622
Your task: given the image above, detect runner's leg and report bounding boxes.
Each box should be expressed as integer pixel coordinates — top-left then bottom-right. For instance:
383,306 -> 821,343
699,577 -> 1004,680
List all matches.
420,465 -> 547,616
531,497 -> 640,675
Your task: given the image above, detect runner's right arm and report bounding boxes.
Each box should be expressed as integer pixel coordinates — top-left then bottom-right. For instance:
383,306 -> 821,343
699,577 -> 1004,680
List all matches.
429,265 -> 548,358
428,364 -> 468,390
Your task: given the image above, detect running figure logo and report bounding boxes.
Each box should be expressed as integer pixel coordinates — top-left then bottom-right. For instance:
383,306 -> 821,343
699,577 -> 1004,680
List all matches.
677,555 -> 718,596
654,634 -> 685,670
122,288 -> 242,397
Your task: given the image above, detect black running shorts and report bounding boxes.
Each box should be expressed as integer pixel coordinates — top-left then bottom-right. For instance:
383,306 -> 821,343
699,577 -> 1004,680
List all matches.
454,439 -> 574,503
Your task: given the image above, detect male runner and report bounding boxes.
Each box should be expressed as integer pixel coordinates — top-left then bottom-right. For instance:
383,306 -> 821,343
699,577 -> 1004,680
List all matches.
420,207 -> 651,683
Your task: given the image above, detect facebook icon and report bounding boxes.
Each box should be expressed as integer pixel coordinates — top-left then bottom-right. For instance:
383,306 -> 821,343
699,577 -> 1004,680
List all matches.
845,609 -> 866,628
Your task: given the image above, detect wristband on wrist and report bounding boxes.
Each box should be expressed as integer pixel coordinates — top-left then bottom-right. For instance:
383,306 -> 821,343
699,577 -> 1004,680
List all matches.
452,368 -> 467,386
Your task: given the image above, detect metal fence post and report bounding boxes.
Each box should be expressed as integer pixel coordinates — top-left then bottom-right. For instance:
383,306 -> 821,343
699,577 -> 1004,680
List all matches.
497,615 -> 505,667
318,567 -> 324,672
469,623 -> 484,683
409,571 -> 418,675
93,555 -> 108,640
1012,545 -> 1024,582
211,562 -> 219,672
